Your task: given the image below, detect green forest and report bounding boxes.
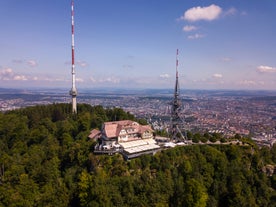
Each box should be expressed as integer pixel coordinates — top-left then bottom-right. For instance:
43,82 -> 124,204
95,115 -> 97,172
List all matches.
0,103 -> 276,207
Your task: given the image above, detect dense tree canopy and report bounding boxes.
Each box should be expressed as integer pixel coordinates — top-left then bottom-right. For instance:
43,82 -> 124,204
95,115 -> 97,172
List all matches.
0,103 -> 275,206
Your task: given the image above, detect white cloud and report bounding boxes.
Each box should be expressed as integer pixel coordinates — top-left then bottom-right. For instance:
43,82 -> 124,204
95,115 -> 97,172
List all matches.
188,33 -> 204,39
77,61 -> 88,67
237,80 -> 272,88
98,76 -> 120,84
89,75 -> 122,85
224,7 -> 237,16
65,60 -> 88,68
27,60 -> 38,67
159,73 -> 170,79
0,68 -> 29,81
257,65 -> 276,73
1,68 -> 12,74
181,4 -> 222,22
238,80 -> 257,86
183,25 -> 197,32
13,75 -> 28,81
76,78 -> 84,82
12,59 -> 38,67
0,68 -> 71,84
212,73 -> 223,78
258,81 -> 265,86
0,68 -> 14,80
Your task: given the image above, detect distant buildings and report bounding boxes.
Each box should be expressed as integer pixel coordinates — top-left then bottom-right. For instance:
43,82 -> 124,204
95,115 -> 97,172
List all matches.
90,120 -> 160,159
1,88 -> 275,148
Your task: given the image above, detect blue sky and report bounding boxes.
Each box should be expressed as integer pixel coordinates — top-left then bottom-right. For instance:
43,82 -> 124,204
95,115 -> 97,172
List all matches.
0,0 -> 275,90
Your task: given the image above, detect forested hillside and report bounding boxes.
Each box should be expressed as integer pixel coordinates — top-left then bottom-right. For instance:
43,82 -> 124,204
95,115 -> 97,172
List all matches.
0,104 -> 276,207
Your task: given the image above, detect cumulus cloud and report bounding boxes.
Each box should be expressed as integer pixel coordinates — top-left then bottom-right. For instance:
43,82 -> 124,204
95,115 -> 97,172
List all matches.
188,33 -> 204,39
159,73 -> 170,79
0,68 -> 14,80
183,25 -> 198,32
0,68 -> 29,81
13,75 -> 28,81
212,73 -> 223,78
181,4 -> 222,22
27,60 -> 38,67
224,7 -> 237,16
0,68 -> 73,84
257,65 -> 276,73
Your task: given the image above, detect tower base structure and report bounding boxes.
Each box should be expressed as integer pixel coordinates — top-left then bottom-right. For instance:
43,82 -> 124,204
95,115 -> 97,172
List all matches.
70,88 -> 77,113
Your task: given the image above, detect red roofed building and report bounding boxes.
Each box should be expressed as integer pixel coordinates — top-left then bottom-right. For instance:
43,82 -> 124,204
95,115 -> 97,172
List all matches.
88,129 -> 101,140
91,120 -> 159,158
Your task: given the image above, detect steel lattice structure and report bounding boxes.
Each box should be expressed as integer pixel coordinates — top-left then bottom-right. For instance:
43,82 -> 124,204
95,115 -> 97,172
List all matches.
170,49 -> 185,141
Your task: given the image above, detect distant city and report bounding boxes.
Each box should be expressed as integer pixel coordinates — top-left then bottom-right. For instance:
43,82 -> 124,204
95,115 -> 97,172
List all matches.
0,87 -> 275,147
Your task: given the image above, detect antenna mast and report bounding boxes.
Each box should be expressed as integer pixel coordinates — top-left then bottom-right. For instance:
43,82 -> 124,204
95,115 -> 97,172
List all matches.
69,0 -> 77,113
170,49 -> 185,141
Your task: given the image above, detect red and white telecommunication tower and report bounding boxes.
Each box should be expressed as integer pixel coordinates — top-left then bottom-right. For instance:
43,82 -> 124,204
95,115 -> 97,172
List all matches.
69,0 -> 77,113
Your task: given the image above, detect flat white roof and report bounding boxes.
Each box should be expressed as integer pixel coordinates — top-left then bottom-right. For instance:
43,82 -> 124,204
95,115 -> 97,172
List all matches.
123,143 -> 160,154
120,139 -> 157,149
119,138 -> 160,154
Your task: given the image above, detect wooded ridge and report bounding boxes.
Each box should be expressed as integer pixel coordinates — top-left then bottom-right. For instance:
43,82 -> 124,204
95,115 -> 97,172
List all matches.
0,103 -> 276,206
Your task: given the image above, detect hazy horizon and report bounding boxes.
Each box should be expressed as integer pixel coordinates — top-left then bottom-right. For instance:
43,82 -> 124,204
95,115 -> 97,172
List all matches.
1,86 -> 275,95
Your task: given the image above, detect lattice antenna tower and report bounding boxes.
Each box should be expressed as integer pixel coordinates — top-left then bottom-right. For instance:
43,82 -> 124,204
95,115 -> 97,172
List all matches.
170,49 -> 185,141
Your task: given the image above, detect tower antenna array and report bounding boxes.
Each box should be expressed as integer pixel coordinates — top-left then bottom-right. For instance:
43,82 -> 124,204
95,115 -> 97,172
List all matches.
69,0 -> 77,113
170,49 -> 185,141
